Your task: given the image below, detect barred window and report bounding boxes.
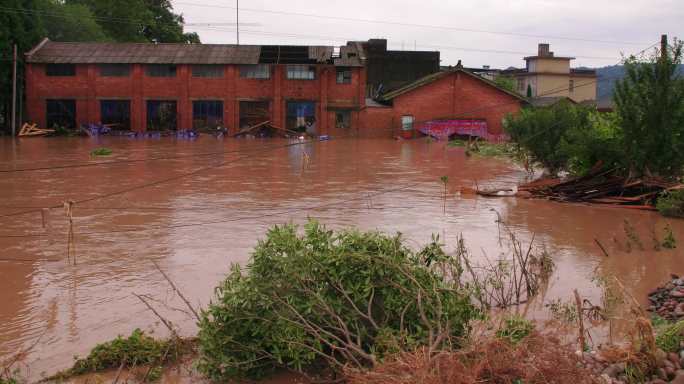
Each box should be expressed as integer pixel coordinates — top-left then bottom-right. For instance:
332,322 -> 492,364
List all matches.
99,64 -> 131,77
46,99 -> 76,129
193,100 -> 224,130
286,65 -> 316,80
336,68 -> 352,84
192,65 -> 223,78
46,64 -> 75,76
239,64 -> 270,79
335,111 -> 351,128
146,64 -> 176,77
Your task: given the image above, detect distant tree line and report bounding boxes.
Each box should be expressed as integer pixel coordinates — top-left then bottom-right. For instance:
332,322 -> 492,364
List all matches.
0,0 -> 200,133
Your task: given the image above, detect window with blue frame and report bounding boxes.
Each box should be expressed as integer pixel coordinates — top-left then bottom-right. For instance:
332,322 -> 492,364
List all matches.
192,100 -> 223,130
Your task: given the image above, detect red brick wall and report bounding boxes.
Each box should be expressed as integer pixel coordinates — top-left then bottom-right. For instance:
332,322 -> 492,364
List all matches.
391,72 -> 522,136
25,62 -> 365,134
359,106 -> 395,138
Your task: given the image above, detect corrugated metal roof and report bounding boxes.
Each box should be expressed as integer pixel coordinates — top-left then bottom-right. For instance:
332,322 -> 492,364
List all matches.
25,39 -> 364,66
26,40 -> 262,64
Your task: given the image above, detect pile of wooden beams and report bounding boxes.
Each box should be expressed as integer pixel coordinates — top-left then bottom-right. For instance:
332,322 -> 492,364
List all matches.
477,166 -> 683,210
518,169 -> 681,210
18,123 -> 54,137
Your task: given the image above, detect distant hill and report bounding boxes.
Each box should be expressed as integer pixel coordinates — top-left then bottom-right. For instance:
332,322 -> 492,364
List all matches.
595,64 -> 684,101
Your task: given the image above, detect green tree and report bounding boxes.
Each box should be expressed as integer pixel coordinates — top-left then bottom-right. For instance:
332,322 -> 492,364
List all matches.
494,75 -> 516,93
44,2 -> 109,42
67,0 -> 199,43
613,39 -> 684,177
0,0 -> 48,133
504,100 -> 602,175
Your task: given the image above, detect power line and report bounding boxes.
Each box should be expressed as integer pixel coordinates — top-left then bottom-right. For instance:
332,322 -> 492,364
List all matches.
173,1 -> 649,46
0,138 -> 319,219
0,181 -> 423,239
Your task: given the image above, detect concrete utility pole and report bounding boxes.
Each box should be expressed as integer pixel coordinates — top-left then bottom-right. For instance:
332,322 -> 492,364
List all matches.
236,0 -> 240,45
661,34 -> 668,60
11,44 -> 17,137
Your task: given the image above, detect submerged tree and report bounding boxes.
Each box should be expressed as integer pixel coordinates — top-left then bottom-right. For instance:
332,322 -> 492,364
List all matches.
613,37 -> 684,177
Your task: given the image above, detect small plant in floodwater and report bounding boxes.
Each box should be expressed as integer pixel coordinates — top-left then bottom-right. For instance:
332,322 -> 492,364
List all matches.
656,189 -> 684,218
440,176 -> 449,214
661,224 -> 676,249
650,226 -> 662,251
546,298 -> 578,323
496,315 -> 534,344
623,220 -> 643,251
90,147 -> 113,156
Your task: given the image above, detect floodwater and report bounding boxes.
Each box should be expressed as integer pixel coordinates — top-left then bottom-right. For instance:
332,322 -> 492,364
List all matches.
0,137 -> 683,381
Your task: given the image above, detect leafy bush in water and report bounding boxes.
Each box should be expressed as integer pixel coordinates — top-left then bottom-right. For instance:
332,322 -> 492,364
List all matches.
657,189 -> 684,218
198,221 -> 478,380
90,147 -> 113,156
68,329 -> 177,375
504,101 -> 622,175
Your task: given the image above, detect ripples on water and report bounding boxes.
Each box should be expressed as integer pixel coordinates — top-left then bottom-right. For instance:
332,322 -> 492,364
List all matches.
0,137 -> 682,379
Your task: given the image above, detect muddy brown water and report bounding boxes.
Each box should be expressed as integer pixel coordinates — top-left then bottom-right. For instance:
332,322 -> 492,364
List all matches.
0,137 -> 683,381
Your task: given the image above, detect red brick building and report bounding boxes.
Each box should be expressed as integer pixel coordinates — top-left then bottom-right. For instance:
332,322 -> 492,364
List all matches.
25,39 -> 366,136
365,68 -> 526,140
24,39 -> 525,140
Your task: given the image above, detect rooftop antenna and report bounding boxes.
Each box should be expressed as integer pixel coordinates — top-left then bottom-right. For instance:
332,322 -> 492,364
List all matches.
236,0 -> 240,45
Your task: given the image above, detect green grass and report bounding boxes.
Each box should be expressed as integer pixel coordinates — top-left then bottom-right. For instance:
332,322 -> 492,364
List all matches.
655,320 -> 684,353
50,329 -> 184,382
447,139 -> 519,159
90,147 -> 113,157
656,190 -> 684,218
496,315 -> 534,344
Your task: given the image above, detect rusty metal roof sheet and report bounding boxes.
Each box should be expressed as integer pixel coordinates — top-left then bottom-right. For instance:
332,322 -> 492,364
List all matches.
26,39 -> 366,67
26,39 -> 262,64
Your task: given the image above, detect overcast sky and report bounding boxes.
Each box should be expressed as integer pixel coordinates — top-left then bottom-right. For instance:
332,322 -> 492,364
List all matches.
173,0 -> 683,69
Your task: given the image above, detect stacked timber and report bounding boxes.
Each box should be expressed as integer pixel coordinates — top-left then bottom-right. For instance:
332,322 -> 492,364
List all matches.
477,166 -> 683,210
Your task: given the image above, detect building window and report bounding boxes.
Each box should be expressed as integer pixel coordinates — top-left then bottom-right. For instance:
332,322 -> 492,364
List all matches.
192,65 -> 223,78
239,64 -> 270,79
99,64 -> 130,77
401,115 -> 414,131
100,100 -> 131,130
193,100 -> 224,130
146,64 -> 176,77
46,64 -> 75,76
286,65 -> 316,80
569,79 -> 575,93
286,101 -> 316,133
46,99 -> 76,129
517,78 -> 525,92
335,110 -> 351,128
336,67 -> 352,84
147,100 -> 177,131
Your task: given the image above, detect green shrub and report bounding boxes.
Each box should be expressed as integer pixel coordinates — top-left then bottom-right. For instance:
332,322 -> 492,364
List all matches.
90,147 -> 113,156
504,101 -> 622,175
198,221 -> 479,381
657,189 -> 684,218
496,315 -> 534,344
68,329 -> 179,376
655,320 -> 684,353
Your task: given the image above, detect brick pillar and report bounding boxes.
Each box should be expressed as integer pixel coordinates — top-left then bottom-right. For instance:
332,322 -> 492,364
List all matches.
318,67 -> 328,135
226,65 -> 236,132
273,65 -> 283,129
132,64 -> 145,132
86,64 -> 98,124
178,65 -> 191,130
25,64 -> 44,129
